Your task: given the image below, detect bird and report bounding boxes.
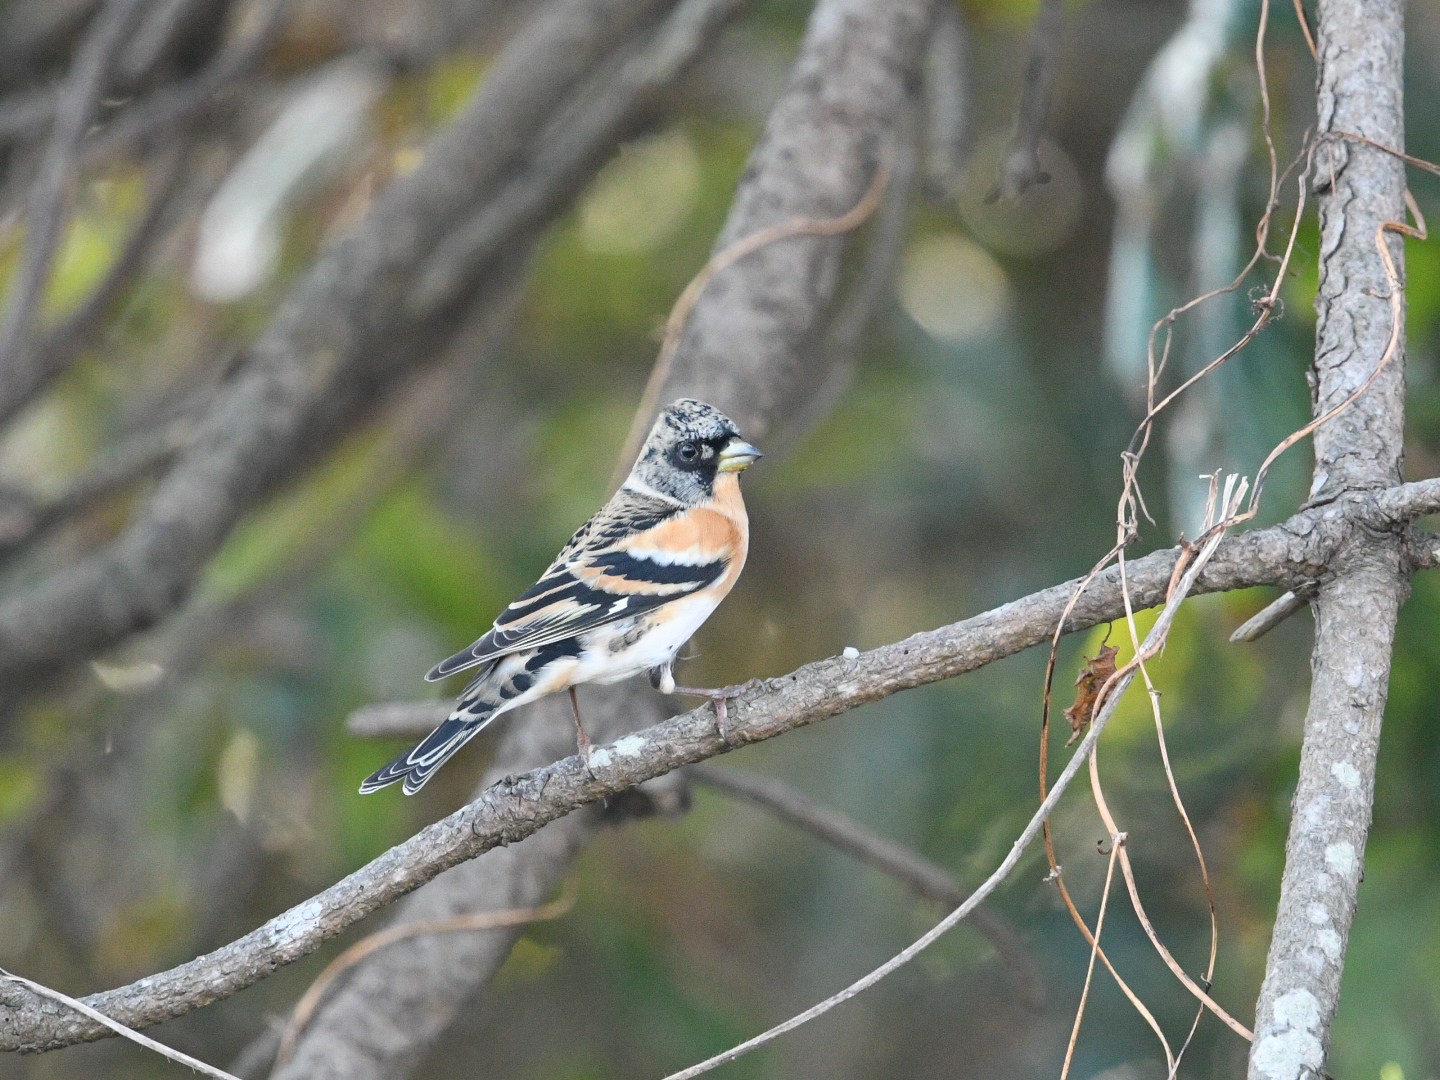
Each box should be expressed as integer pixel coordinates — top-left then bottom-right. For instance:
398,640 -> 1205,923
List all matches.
360,399 -> 762,795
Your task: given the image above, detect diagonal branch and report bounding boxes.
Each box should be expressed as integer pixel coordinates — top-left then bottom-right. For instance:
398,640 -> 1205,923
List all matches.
689,764 -> 1046,1009
4,479 -> 1440,1052
0,0 -> 147,380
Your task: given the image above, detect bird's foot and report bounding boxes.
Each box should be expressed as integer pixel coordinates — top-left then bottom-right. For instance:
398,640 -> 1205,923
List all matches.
570,687 -> 597,778
575,724 -> 597,776
671,680 -> 763,747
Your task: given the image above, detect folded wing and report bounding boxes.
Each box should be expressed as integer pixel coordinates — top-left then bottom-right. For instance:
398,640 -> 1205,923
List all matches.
426,492 -> 738,682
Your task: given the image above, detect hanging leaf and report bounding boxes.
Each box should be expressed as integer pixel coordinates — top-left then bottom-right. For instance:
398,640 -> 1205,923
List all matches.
1064,644 -> 1119,745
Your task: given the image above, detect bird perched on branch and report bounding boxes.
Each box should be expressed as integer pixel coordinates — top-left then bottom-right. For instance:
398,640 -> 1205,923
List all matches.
361,399 -> 762,794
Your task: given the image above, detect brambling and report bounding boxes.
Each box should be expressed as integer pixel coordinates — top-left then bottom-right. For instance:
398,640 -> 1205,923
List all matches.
361,399 -> 762,794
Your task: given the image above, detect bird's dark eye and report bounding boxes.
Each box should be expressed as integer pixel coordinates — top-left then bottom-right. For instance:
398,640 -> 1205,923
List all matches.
678,441 -> 699,462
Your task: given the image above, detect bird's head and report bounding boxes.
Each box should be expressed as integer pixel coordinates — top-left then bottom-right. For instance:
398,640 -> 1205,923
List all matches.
625,399 -> 762,504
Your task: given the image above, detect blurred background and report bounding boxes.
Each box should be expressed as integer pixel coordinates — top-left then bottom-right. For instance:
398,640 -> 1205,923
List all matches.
0,0 -> 1437,1077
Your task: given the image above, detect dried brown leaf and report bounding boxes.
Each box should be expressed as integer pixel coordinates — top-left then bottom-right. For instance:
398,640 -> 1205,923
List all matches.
1064,645 -> 1119,745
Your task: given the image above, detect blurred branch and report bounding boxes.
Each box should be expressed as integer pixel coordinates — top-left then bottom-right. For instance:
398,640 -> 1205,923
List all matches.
988,0 -> 1061,202
779,101 -> 919,451
640,0 -> 935,448
922,1 -> 969,200
346,700 -> 451,737
0,0 -> 675,695
0,145 -> 191,431
7,478 -> 1440,1051
614,154 -> 891,478
82,0 -> 292,162
271,888 -> 577,1068
689,764 -> 1046,1009
1246,2 -> 1410,1076
0,415 -> 194,563
409,0 -> 752,315
0,0 -> 147,379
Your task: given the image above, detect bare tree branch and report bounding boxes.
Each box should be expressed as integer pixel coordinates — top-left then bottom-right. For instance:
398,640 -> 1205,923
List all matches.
689,764 -> 1046,1009
636,0 -> 935,451
3,478 -> 1440,1053
1246,2 -> 1410,1077
81,0 -> 291,163
0,0 -> 677,695
0,0 -> 147,380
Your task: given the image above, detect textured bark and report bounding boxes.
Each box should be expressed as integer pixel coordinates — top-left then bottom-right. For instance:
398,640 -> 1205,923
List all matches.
1247,3 -> 1409,1078
3,478 -> 1440,1054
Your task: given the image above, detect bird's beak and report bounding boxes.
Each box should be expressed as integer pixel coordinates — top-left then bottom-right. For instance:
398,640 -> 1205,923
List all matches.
717,440 -> 763,472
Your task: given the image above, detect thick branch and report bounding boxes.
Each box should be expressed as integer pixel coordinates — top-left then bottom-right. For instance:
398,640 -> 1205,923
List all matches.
3,481 -> 1438,1052
1247,3 -> 1409,1078
640,0 -> 934,447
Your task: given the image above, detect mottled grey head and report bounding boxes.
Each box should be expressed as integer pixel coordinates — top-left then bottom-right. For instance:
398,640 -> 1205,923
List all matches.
624,399 -> 762,504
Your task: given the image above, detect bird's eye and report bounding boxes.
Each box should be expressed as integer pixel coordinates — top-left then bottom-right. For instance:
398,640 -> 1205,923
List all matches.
678,441 -> 699,462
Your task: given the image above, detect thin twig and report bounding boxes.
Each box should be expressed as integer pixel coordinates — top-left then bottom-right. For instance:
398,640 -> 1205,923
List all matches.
1291,0 -> 1317,60
1087,745 -> 1255,1040
659,507 -> 1240,1080
1112,476 -> 1236,1062
610,160 -> 890,486
1229,587 -> 1315,642
1058,833 -> 1123,1080
0,969 -> 242,1080
0,0 -> 147,372
272,887 -> 576,1066
690,764 -> 1046,1009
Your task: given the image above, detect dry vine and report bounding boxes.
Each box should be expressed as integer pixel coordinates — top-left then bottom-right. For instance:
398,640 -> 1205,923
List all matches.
611,158 -> 890,483
1034,0 -> 1437,1068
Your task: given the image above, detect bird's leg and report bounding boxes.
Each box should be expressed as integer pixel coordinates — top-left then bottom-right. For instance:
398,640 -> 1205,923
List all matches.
568,687 -> 595,770
670,679 -> 764,746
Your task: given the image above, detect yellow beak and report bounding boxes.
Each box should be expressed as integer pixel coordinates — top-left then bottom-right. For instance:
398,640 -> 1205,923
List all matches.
717,440 -> 763,472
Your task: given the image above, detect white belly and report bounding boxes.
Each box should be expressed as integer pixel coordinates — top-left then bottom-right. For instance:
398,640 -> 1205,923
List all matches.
576,590 -> 722,685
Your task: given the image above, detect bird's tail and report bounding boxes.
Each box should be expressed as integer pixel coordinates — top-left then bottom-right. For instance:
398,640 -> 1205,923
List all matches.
359,698 -> 499,796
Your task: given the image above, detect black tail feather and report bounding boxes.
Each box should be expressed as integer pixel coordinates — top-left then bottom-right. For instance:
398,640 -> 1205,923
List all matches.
359,706 -> 496,795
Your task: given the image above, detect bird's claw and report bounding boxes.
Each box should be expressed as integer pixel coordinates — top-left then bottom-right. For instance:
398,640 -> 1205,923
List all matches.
576,734 -> 597,779
671,679 -> 763,747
